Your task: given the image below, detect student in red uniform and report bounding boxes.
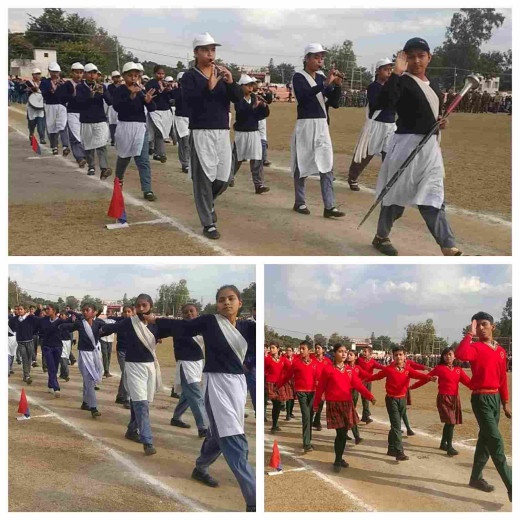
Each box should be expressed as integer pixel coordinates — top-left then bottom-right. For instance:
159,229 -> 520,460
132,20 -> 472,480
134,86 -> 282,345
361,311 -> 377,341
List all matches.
455,313 -> 511,501
366,346 -> 435,461
346,349 -> 371,443
314,344 -> 375,472
264,342 -> 289,433
281,346 -> 296,420
357,345 -> 385,423
278,340 -> 317,453
409,346 -> 472,456
311,343 -> 332,431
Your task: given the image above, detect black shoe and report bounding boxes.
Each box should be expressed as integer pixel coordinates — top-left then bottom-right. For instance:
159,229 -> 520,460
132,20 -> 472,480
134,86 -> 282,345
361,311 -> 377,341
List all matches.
91,408 -> 101,418
203,225 -> 220,240
263,160 -> 271,167
171,390 -> 180,398
87,168 -> 95,176
229,180 -> 235,187
153,154 -> 162,161
63,377 -> 70,382
115,397 -> 126,404
125,430 -> 142,443
396,452 -> 409,461
355,437 -> 363,445
340,459 -> 349,468
110,141 -> 115,146
144,191 -> 156,201
407,430 -> 415,436
78,159 -> 87,168
285,416 -> 291,421
348,179 -> 360,191
324,207 -> 346,218
40,139 -> 46,145
144,443 -> 157,455
387,449 -> 399,457
293,203 -> 310,215
100,168 -> 112,180
52,148 -> 59,155
170,418 -> 191,428
291,414 -> 295,418
81,402 -> 90,410
255,186 -> 270,194
63,147 -> 70,157
160,155 -> 167,163
246,505 -> 256,512
16,360 -> 21,365
303,445 -> 313,453
32,361 -> 38,367
439,443 -> 448,451
508,491 -> 512,502
192,468 -> 219,487
364,417 -> 373,424
313,424 -> 322,431
372,235 -> 398,256
270,426 -> 281,433
25,377 -> 33,385
43,368 -> 48,373
182,167 -> 189,173
469,478 -> 495,493
124,401 -> 131,409
94,386 -> 99,391
198,429 -> 208,438
447,447 -> 459,457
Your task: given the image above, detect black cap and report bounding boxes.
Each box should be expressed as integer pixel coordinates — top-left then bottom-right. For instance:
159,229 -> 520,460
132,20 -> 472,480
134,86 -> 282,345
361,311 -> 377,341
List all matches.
403,37 -> 430,53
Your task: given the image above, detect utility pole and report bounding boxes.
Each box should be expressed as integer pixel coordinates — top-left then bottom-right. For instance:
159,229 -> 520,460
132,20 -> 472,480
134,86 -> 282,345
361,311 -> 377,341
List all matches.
350,66 -> 354,90
115,36 -> 121,72
453,66 -> 457,90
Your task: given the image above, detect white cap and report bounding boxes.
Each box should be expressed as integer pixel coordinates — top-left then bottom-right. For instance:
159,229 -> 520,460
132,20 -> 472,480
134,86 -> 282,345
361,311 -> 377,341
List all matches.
122,62 -> 141,73
84,63 -> 98,73
111,70 -> 121,77
71,62 -> 84,70
142,75 -> 150,81
304,43 -> 327,56
176,71 -> 184,81
31,68 -> 42,75
135,62 -> 144,72
193,32 -> 221,50
164,76 -> 174,82
375,58 -> 393,70
48,62 -> 61,72
238,74 -> 257,86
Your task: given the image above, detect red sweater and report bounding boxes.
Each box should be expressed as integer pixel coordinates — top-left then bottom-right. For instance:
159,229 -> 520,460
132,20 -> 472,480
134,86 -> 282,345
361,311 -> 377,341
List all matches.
264,355 -> 289,383
313,365 -> 374,408
409,364 -> 472,395
455,334 -> 509,402
314,357 -> 332,383
357,357 -> 385,375
278,358 -> 317,392
367,365 -> 433,398
347,364 -> 371,382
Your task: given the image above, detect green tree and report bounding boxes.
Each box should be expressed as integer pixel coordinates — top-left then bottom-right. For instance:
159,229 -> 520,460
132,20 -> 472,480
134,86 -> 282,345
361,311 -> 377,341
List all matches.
8,32 -> 34,61
374,335 -> 399,351
497,297 -> 512,337
314,333 -> 328,347
241,282 -> 256,314
80,294 -> 103,311
403,319 -> 436,354
202,302 -> 218,315
65,295 -> 80,310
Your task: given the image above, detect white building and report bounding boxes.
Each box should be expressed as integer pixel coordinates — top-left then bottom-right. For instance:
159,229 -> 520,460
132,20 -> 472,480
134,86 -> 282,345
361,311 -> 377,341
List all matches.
10,48 -> 57,78
478,76 -> 500,95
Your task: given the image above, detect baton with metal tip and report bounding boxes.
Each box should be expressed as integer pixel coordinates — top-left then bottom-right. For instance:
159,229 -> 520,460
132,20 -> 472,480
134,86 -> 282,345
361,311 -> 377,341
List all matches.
357,74 -> 480,229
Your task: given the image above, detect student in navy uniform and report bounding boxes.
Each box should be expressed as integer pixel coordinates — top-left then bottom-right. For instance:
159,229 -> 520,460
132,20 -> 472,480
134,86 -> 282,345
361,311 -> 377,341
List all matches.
25,68 -> 46,145
58,62 -> 88,168
146,65 -> 174,163
75,63 -> 112,178
252,83 -> 273,166
348,58 -> 396,191
112,62 -> 157,201
59,304 -> 105,417
371,38 -> 462,257
58,310 -> 72,382
107,71 -> 122,146
172,72 -> 190,172
114,305 -> 134,409
230,75 -> 270,194
144,285 -> 256,512
243,306 -> 256,413
291,43 -> 344,219
181,33 -> 243,240
100,294 -> 162,456
40,61 -> 70,156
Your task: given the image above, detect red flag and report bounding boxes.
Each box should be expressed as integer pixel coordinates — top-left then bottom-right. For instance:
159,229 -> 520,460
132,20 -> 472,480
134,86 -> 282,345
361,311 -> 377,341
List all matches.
269,440 -> 282,471
30,135 -> 41,155
18,388 -> 30,416
107,178 -> 126,222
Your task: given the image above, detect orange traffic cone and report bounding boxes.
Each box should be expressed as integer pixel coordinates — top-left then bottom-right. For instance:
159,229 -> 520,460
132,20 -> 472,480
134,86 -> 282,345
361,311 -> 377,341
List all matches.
269,440 -> 282,471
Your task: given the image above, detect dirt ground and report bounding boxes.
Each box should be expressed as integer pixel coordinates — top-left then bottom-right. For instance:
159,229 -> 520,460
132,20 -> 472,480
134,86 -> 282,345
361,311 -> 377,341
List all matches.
264,371 -> 512,512
8,104 -> 511,256
8,336 -> 256,512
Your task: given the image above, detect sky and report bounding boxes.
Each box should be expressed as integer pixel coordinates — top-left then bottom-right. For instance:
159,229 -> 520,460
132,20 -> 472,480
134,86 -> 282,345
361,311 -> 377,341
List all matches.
9,264 -> 255,305
8,7 -> 512,70
265,264 -> 512,343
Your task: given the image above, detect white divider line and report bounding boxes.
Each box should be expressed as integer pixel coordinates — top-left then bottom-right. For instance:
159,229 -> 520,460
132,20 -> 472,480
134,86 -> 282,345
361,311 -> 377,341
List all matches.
9,114 -> 231,256
267,467 -> 307,476
8,383 -> 207,512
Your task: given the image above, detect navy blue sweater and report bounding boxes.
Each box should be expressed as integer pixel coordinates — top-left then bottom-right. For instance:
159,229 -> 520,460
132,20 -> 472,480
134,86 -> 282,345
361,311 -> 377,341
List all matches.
40,79 -> 66,106
57,81 -> 84,113
233,94 -> 269,132
156,314 -> 254,374
238,319 -> 256,370
367,81 -> 396,123
171,87 -> 189,117
146,79 -> 174,111
374,73 -> 443,135
182,68 -> 243,130
76,82 -> 111,123
293,72 -> 341,120
113,85 -> 156,122
59,318 -> 105,351
173,333 -> 204,362
9,314 -> 40,342
35,317 -> 70,348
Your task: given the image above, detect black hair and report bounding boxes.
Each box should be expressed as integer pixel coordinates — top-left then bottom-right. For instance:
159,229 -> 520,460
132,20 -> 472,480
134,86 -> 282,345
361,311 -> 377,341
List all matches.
153,65 -> 165,74
46,303 -> 57,311
315,343 -> 322,348
216,285 -> 241,302
348,349 -> 359,357
269,340 -> 279,348
122,305 -> 133,313
392,346 -> 405,354
439,347 -> 454,366
29,305 -> 35,309
333,343 -> 344,353
82,302 -> 97,311
299,340 -> 310,348
181,302 -> 198,312
136,293 -> 153,306
471,311 -> 494,324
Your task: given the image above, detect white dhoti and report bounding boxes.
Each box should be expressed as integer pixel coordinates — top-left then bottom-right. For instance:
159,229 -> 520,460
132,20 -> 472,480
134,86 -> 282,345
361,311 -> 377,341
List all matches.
258,118 -> 267,141
27,104 -> 44,121
190,129 -> 232,182
115,121 -> 147,158
78,349 -> 103,383
369,121 -> 397,156
108,105 -> 119,125
174,359 -> 204,394
125,361 -> 157,402
174,115 -> 190,138
67,113 -> 82,143
44,104 -> 67,133
149,109 -> 173,139
61,340 -> 72,359
234,131 -> 262,161
81,122 -> 109,150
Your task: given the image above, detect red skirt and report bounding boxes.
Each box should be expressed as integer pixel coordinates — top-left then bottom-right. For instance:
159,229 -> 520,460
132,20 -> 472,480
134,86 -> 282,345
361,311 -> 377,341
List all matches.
282,380 -> 294,400
437,393 -> 462,425
326,400 -> 359,430
266,381 -> 287,401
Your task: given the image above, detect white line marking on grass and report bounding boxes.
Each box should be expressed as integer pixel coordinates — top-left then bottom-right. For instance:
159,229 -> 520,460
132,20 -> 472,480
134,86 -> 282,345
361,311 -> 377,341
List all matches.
8,384 -> 208,512
9,115 -> 231,256
267,467 -> 307,476
26,156 -> 60,160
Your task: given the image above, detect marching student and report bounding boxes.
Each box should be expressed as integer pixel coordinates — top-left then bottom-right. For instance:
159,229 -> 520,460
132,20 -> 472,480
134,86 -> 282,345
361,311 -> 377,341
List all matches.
58,62 -> 87,167
40,61 -> 70,156
348,58 -> 396,191
107,71 -> 122,146
170,303 -> 208,438
252,82 -> 273,166
357,345 -> 385,423
311,343 -> 332,431
281,345 -> 296,420
145,285 -> 256,512
371,38 -> 462,256
99,294 -> 162,456
265,342 -> 289,432
8,323 -> 17,377
75,63 -> 112,178
291,43 -> 344,218
112,62 -> 157,201
58,304 -> 105,418
165,75 -> 178,146
366,346 -> 435,460
455,313 -> 512,501
99,308 -> 116,377
146,65 -> 174,163
314,344 -> 375,472
410,346 -> 472,456
114,305 -> 134,409
230,75 -> 270,194
25,68 -> 46,144
172,72 -> 191,171
278,340 -> 318,453
58,310 -> 72,382
181,33 -> 243,239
